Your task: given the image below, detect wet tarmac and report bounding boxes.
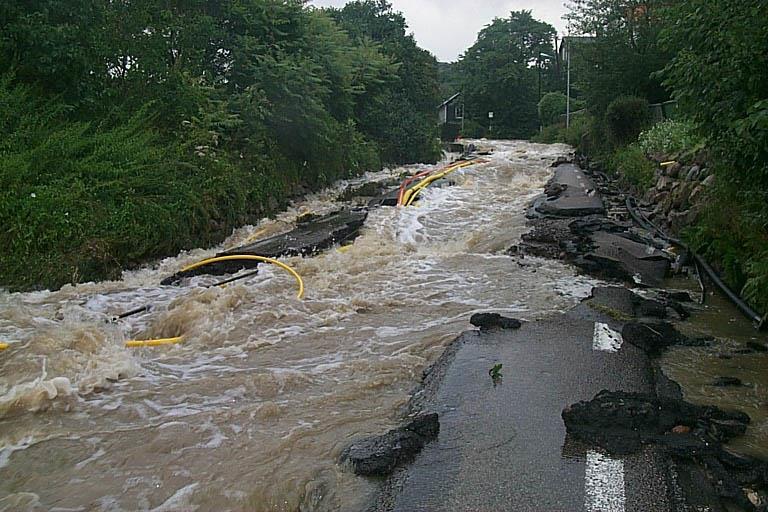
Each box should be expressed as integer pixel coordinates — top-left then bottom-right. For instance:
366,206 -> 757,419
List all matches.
374,306 -> 672,511
369,159 -> 767,512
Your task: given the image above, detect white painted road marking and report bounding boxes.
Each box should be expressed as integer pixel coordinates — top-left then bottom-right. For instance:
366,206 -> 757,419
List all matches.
585,450 -> 626,512
592,322 -> 624,352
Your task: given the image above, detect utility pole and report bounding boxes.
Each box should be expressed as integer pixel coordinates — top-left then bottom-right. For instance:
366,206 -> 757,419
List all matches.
538,52 -> 554,131
566,37 -> 571,129
537,52 -> 554,103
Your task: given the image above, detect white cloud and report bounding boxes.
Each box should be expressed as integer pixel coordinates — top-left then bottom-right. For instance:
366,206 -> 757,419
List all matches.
309,0 -> 569,62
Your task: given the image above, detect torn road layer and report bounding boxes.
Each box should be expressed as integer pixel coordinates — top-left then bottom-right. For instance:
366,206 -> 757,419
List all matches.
162,208 -> 367,283
563,390 -> 768,512
518,162 -> 675,286
562,390 -> 750,457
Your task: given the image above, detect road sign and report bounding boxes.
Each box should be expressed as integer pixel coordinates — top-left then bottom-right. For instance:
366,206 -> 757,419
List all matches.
488,112 -> 494,119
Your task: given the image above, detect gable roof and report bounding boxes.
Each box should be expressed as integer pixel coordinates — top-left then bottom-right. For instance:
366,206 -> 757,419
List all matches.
438,92 -> 461,108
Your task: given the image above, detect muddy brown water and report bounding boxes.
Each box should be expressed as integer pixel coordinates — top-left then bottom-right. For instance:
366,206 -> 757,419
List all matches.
1,141 -> 606,511
660,279 -> 768,459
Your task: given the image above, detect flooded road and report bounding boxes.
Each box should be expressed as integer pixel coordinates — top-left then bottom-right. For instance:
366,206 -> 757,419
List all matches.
661,281 -> 768,459
1,140 -> 598,511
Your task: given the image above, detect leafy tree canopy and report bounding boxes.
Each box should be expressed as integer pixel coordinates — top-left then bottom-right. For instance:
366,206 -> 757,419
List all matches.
458,10 -> 557,139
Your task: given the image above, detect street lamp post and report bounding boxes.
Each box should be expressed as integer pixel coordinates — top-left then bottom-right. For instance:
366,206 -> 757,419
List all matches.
566,38 -> 571,129
488,111 -> 494,136
537,52 -> 554,103
538,52 -> 554,131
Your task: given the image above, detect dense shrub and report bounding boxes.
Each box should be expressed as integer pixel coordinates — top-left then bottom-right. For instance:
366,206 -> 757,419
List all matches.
531,113 -> 592,148
660,0 -> 768,314
538,92 -> 568,126
687,198 -> 768,315
637,119 -> 701,157
0,82 -> 269,290
460,119 -> 487,139
608,145 -> 656,193
531,124 -> 564,144
605,96 -> 652,146
0,0 -> 443,291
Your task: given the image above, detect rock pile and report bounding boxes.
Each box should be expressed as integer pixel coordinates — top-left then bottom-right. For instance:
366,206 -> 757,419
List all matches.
644,156 -> 714,235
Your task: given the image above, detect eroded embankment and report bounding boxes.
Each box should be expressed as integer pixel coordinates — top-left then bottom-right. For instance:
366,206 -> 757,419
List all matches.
518,160 -> 768,511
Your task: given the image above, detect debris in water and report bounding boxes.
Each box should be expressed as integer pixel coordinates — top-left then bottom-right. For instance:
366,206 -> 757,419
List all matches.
339,413 -> 439,476
470,313 -> 522,331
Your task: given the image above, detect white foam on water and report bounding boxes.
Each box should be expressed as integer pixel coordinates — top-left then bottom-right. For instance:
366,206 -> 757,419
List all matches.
149,483 -> 199,512
552,276 -> 604,299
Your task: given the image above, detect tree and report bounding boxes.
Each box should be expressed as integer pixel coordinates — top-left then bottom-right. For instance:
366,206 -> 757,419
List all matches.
328,0 -> 441,164
458,11 -> 557,139
659,0 -> 768,311
564,0 -> 672,113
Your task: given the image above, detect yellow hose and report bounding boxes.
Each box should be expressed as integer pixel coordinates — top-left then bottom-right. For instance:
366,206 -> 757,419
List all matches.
0,342 -> 9,351
125,337 -> 183,348
402,160 -> 477,206
180,255 -> 305,299
402,159 -> 484,207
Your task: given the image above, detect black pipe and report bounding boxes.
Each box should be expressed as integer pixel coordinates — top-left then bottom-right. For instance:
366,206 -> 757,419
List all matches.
692,254 -> 706,305
625,196 -> 765,329
694,254 -> 763,327
209,269 -> 260,288
114,269 -> 261,322
114,304 -> 151,321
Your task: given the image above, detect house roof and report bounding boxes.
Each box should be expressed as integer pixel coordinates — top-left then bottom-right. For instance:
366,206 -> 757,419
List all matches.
438,92 -> 461,108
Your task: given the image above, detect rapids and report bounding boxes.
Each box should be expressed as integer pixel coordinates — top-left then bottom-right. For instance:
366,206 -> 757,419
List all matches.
1,141 -> 592,511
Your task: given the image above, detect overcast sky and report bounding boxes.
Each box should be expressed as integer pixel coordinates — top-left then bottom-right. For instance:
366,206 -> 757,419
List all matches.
309,0 -> 569,62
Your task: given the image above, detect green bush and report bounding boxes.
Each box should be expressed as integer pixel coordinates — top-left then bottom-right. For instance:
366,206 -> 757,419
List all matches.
460,119 -> 487,139
637,119 -> 701,157
531,124 -> 564,144
0,82 -> 271,290
686,191 -> 768,315
608,145 -> 656,193
531,113 -> 593,149
538,92 -> 568,126
563,114 -> 591,148
605,96 -> 652,146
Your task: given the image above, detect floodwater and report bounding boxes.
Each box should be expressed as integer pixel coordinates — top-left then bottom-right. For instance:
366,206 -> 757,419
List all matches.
660,279 -> 768,459
0,141 -> 592,511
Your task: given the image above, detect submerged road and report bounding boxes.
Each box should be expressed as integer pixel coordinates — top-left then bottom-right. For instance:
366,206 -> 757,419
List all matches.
2,142 -> 759,511
372,162 -> 676,511
377,307 -> 671,512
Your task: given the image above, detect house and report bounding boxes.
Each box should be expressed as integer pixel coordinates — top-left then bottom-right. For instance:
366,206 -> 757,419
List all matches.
438,92 -> 463,126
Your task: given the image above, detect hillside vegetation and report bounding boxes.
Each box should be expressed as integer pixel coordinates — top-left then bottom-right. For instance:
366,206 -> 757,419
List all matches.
534,0 -> 768,315
0,0 -> 441,290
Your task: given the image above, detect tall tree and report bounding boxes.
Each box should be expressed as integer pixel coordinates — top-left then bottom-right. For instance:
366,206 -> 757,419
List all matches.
328,0 -> 441,164
459,10 -> 556,138
564,0 -> 672,113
